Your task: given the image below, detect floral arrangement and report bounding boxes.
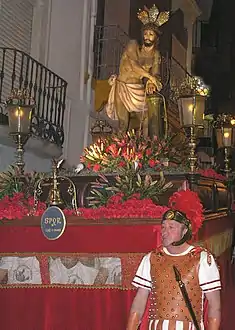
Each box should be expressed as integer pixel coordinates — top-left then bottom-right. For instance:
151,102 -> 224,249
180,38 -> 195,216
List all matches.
0,189 -> 204,230
0,191 -> 169,221
0,192 -> 46,220
87,167 -> 173,207
80,130 -> 189,173
0,165 -> 44,200
198,168 -> 227,181
80,194 -> 169,220
212,113 -> 235,128
171,75 -> 210,100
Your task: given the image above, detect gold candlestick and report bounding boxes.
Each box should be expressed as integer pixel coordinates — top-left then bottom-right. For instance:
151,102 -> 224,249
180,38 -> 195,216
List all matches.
224,147 -> 230,178
188,125 -> 197,173
34,159 -> 79,214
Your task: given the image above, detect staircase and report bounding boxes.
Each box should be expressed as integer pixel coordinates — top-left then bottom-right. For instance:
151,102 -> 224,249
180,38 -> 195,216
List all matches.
0,47 -> 67,158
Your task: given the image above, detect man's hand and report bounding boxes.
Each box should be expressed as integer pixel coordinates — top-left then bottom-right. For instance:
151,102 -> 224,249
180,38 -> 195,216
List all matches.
148,76 -> 162,91
146,82 -> 156,95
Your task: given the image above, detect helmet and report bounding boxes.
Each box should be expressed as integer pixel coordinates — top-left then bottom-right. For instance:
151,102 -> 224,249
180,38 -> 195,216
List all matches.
162,189 -> 204,246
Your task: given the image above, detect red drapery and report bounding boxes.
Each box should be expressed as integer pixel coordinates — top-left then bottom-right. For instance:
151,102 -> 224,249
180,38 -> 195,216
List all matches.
0,216 -> 234,330
0,288 -> 136,330
0,224 -> 161,253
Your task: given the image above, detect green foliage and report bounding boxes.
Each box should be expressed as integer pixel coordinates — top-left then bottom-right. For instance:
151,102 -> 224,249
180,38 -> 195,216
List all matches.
87,164 -> 173,208
0,165 -> 22,199
0,165 -> 44,200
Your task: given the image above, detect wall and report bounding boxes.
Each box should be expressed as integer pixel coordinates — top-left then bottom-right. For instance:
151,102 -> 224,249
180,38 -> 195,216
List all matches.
0,0 -> 53,172
172,0 -> 201,73
196,0 -> 213,21
172,35 -> 187,67
103,0 -> 130,33
31,0 -> 97,167
0,144 -> 51,172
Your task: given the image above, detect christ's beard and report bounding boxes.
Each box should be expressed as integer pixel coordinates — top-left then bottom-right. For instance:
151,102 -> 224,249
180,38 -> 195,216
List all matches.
143,40 -> 154,47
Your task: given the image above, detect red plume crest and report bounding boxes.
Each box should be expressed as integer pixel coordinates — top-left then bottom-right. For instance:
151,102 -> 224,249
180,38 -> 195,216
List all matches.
168,189 -> 204,236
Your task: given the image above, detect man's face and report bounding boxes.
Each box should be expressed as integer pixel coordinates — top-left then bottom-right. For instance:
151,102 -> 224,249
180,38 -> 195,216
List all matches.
143,29 -> 157,47
161,220 -> 186,247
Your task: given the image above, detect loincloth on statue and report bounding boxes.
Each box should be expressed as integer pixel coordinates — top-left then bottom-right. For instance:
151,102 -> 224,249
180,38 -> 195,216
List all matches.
105,75 -> 148,120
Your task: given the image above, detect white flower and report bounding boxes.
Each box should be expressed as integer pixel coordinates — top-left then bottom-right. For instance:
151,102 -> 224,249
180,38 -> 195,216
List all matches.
75,163 -> 84,174
134,161 -> 139,171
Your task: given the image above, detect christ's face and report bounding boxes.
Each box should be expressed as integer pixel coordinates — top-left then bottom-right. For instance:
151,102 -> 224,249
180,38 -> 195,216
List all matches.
143,29 -> 157,47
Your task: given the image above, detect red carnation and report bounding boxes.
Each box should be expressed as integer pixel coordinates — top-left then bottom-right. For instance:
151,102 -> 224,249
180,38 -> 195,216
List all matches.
93,164 -> 101,172
148,159 -> 155,168
119,161 -> 126,167
146,149 -> 152,156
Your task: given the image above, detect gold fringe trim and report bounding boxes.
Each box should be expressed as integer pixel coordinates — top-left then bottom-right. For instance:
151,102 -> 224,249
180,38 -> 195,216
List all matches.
0,283 -> 136,290
0,252 -> 143,258
197,229 -> 233,258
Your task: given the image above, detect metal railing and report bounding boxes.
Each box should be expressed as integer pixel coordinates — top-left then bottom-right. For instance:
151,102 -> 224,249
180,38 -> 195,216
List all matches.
169,57 -> 192,102
0,48 -> 67,147
93,25 -> 129,80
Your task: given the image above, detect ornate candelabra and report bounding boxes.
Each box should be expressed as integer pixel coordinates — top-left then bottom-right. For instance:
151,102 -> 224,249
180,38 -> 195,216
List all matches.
178,92 -> 206,173
6,88 -> 35,174
175,76 -> 210,186
214,114 -> 234,177
34,159 -> 79,213
224,146 -> 230,177
188,124 -> 198,173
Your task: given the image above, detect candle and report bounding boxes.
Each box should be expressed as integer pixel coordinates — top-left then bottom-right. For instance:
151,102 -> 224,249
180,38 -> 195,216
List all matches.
223,129 -> 231,147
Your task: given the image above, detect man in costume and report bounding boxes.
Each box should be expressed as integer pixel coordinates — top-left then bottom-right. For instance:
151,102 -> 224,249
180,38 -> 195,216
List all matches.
127,190 -> 221,330
106,5 -> 169,136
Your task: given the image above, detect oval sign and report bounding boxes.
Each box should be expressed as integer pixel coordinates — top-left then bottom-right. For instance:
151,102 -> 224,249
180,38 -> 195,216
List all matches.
41,206 -> 66,240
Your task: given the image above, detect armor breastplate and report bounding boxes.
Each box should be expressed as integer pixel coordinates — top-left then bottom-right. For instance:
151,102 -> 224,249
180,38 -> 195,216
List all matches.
149,248 -> 202,327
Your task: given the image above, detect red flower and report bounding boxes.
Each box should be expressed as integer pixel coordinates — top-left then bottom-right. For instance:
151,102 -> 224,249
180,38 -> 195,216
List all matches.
106,144 -> 118,156
199,169 -> 226,181
130,193 -> 141,200
136,152 -> 143,160
0,193 -> 46,220
79,195 -> 168,220
107,193 -> 124,206
93,164 -> 101,172
146,149 -> 152,156
0,191 -> 170,222
119,161 -> 126,167
148,159 -> 155,168
117,139 -> 126,147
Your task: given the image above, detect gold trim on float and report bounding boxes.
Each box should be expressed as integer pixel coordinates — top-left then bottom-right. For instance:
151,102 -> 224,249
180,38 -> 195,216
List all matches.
0,284 -> 136,290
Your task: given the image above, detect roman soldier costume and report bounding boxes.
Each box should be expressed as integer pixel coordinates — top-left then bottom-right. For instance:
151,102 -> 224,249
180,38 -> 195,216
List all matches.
127,189 -> 221,330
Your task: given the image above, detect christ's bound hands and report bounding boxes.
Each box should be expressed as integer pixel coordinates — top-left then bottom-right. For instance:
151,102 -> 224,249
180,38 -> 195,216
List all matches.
148,76 -> 162,92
